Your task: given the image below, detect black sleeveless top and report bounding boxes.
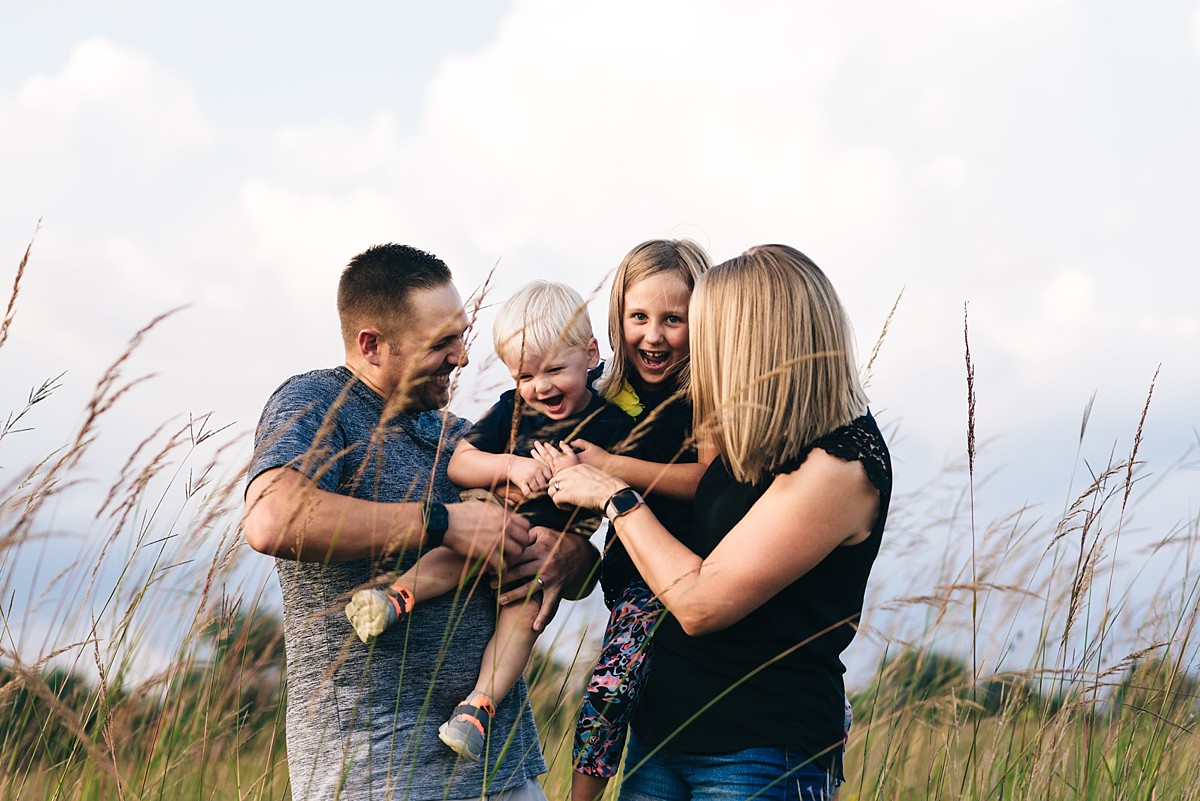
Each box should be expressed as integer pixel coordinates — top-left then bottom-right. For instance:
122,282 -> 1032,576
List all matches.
630,413 -> 891,779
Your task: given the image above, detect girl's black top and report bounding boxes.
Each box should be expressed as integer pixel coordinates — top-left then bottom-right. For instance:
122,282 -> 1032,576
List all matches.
599,379 -> 696,608
630,412 -> 891,780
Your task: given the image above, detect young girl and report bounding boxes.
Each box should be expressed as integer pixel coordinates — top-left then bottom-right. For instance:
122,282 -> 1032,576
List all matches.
535,239 -> 713,801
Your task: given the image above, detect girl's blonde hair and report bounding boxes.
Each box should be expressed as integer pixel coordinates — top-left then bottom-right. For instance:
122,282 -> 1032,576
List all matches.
493,280 -> 594,367
597,239 -> 712,399
690,244 -> 869,484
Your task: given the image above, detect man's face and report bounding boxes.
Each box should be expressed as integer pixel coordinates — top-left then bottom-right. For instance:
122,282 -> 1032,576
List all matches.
382,283 -> 469,411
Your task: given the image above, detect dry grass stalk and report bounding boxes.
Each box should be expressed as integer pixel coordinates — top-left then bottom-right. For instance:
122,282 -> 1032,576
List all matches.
862,286 -> 903,388
0,221 -> 38,354
1122,366 -> 1158,516
91,632 -> 128,801
0,653 -> 122,780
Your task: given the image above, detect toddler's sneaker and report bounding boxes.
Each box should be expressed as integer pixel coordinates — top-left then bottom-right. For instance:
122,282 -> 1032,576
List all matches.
345,586 -> 412,643
438,693 -> 496,762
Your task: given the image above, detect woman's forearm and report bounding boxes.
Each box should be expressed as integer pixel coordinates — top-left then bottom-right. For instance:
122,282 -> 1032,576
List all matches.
553,453 -> 877,637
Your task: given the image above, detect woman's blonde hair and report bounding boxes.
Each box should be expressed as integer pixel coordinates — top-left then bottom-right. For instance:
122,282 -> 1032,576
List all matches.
690,244 -> 869,483
493,280 -> 594,367
597,239 -> 712,398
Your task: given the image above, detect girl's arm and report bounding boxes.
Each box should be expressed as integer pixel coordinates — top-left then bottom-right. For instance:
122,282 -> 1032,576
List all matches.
448,440 -> 552,497
547,448 -> 879,636
565,438 -> 717,502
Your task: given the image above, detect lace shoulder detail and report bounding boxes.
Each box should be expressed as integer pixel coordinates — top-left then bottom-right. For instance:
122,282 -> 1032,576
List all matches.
800,413 -> 892,496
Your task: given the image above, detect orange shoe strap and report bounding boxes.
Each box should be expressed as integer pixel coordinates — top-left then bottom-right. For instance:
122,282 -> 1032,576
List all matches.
386,586 -> 414,617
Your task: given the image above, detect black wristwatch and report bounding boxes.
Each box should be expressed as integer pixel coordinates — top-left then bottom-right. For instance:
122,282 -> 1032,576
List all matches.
423,501 -> 449,548
604,488 -> 645,522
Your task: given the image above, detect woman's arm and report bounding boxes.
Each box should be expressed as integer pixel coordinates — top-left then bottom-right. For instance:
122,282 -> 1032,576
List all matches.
548,449 -> 879,636
567,438 -> 717,502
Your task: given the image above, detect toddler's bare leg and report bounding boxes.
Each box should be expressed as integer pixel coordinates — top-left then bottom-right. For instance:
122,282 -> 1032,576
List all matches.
438,592 -> 542,761
477,593 -> 542,704
393,546 -> 472,604
345,547 -> 471,642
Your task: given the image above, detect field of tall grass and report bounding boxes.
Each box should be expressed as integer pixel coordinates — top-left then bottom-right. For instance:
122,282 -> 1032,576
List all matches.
2,237 -> 1197,800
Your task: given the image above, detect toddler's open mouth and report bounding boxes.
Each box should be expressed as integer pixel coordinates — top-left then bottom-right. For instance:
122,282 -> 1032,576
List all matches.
538,392 -> 567,416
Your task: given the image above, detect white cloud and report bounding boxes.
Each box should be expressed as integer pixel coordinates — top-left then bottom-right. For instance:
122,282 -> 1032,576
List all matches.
927,154 -> 971,189
271,112 -> 404,182
16,38 -> 211,160
396,1 -> 886,289
0,2 -> 1197,576
1040,268 -> 1096,327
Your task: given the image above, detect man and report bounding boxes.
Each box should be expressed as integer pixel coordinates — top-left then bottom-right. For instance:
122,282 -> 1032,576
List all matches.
244,244 -> 597,801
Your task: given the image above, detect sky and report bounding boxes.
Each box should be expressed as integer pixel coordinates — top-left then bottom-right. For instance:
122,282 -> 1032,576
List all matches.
1,1 -> 1198,682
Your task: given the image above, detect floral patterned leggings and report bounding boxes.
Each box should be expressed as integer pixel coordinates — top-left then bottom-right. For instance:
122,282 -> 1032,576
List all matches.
574,581 -> 663,777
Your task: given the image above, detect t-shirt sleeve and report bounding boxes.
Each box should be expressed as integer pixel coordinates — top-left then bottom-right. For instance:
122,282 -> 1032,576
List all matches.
462,391 -> 517,455
248,374 -> 349,494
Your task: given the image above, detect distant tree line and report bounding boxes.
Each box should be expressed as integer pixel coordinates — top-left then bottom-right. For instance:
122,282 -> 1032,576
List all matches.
0,607 -> 286,777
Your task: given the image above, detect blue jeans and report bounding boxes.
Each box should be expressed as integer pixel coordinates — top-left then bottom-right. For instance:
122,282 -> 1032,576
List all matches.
618,731 -> 838,800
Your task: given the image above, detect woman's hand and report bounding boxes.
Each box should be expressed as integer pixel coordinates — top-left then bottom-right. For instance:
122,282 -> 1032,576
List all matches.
543,456 -> 630,513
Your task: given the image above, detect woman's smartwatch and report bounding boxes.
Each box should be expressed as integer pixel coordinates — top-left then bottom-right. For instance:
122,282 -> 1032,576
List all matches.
604,488 -> 645,522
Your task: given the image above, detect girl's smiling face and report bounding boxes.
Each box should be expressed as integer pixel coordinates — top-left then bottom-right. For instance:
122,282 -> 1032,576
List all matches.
621,271 -> 692,387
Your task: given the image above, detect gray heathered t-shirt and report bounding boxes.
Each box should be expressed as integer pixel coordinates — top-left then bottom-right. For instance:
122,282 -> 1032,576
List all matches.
249,367 -> 547,801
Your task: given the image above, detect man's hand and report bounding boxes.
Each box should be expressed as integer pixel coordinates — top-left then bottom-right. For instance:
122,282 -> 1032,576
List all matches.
442,501 -> 531,575
495,527 -> 600,631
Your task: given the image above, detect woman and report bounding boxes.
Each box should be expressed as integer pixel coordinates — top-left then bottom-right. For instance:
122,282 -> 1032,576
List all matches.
542,244 -> 891,800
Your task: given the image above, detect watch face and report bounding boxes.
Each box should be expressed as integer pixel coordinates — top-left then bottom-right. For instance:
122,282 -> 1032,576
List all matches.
426,502 -> 449,533
609,488 -> 642,516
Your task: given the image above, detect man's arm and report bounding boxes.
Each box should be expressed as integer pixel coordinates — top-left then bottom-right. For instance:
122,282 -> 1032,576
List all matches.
244,466 -> 530,571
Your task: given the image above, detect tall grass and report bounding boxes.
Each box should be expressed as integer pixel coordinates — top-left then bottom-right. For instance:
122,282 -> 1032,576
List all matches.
2,238 -> 1198,800
0,233 -> 287,800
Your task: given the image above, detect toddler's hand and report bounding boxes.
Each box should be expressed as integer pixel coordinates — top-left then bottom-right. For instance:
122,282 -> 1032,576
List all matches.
509,455 -> 552,495
532,440 -> 581,475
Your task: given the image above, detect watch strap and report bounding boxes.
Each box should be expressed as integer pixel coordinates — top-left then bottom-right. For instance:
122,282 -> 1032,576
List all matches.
604,488 -> 645,522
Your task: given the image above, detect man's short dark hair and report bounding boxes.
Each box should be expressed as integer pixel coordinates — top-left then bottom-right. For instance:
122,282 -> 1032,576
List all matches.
337,243 -> 453,346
